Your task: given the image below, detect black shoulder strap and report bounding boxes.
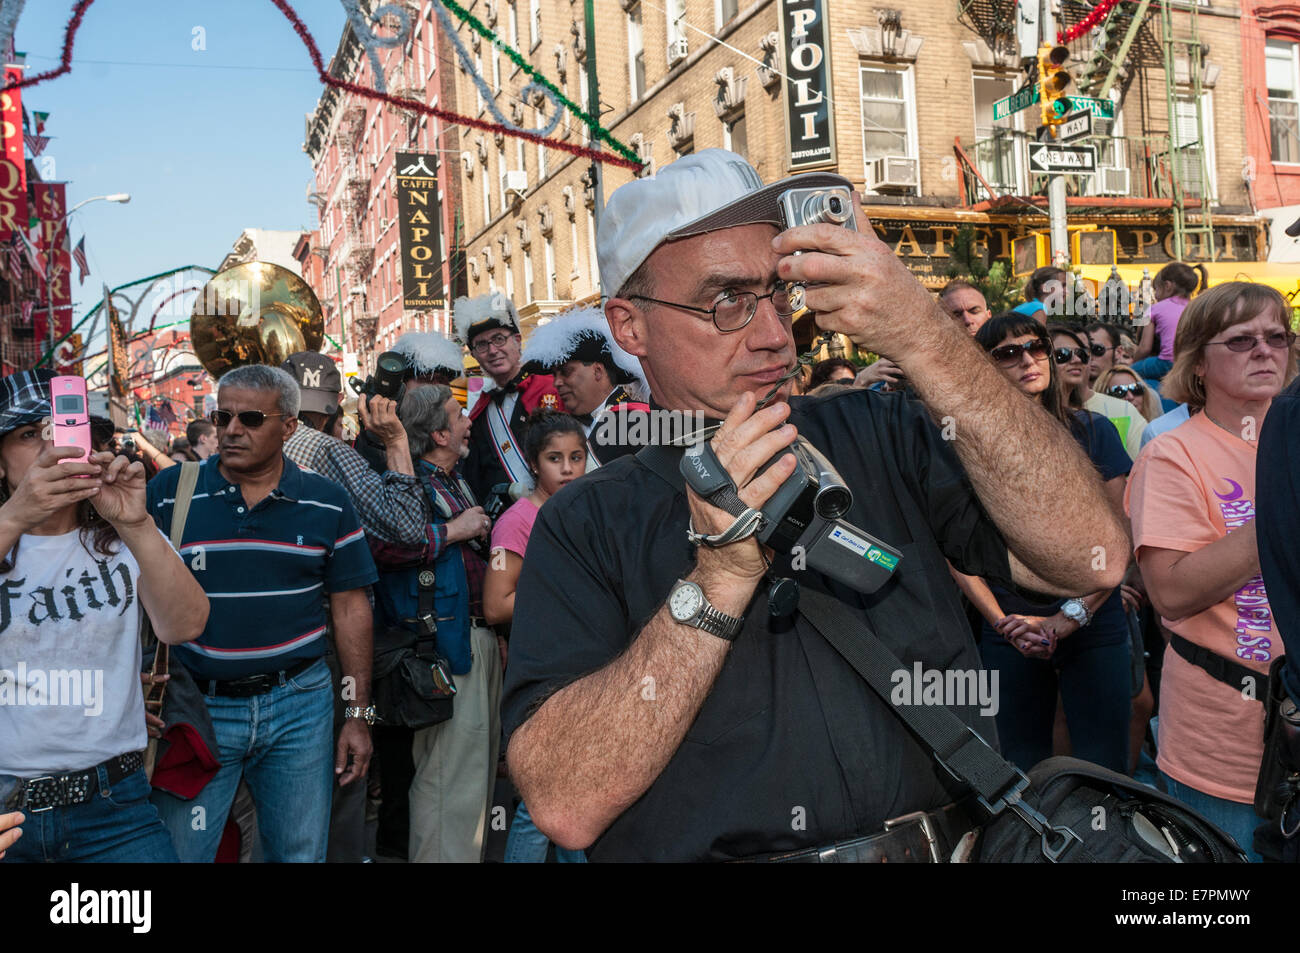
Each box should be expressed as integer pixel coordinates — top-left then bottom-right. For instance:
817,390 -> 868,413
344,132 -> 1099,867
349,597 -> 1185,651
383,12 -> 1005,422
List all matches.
796,585 -> 1084,860
637,444 -> 685,491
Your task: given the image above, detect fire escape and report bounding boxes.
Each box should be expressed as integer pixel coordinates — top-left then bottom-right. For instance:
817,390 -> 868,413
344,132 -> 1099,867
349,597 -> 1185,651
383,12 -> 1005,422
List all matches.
956,0 -> 1214,261
335,102 -> 378,345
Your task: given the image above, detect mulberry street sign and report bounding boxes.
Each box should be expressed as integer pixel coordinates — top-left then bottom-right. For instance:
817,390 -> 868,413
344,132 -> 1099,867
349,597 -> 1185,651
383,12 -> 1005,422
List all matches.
1028,142 -> 1098,174
993,85 -> 1038,121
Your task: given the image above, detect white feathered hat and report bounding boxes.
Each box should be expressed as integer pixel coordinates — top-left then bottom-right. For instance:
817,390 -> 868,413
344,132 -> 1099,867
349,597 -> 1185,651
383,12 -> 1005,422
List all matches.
391,331 -> 464,380
452,291 -> 521,344
522,306 -> 647,398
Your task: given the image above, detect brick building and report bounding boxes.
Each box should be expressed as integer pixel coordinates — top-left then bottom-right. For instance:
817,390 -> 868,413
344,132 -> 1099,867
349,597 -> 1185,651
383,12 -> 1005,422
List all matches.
303,1 -> 466,375
446,0 -> 1264,346
1241,0 -> 1300,258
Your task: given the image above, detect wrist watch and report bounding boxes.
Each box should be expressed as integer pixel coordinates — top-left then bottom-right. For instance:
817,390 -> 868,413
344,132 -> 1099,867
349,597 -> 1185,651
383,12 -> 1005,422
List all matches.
1060,598 -> 1092,628
344,704 -> 377,725
667,579 -> 744,641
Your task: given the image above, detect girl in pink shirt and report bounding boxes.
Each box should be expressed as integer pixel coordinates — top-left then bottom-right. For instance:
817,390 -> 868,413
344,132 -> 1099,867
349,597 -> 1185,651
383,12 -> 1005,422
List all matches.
1133,262 -> 1206,384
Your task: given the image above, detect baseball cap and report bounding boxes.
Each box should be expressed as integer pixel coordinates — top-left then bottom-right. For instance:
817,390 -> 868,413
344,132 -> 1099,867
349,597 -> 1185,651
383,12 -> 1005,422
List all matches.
281,351 -> 342,416
0,368 -> 55,437
597,148 -> 851,298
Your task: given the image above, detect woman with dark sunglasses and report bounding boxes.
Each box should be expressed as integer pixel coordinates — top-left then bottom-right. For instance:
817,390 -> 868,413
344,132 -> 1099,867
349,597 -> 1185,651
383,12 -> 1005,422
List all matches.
1126,282 -> 1297,861
951,315 -> 1133,774
1052,325 -> 1148,460
1095,366 -> 1163,423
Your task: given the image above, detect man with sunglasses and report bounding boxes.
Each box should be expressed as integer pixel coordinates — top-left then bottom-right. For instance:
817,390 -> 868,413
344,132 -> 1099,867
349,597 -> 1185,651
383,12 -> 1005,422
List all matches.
145,365 -> 378,862
456,293 -> 564,504
500,150 -> 1129,861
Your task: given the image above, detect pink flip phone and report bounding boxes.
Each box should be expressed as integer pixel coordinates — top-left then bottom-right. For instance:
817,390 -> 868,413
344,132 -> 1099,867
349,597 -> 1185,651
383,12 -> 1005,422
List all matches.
50,375 -> 92,464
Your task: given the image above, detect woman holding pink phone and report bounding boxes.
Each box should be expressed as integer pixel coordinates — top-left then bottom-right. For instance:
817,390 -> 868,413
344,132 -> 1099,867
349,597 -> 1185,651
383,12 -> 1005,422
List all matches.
0,369 -> 208,862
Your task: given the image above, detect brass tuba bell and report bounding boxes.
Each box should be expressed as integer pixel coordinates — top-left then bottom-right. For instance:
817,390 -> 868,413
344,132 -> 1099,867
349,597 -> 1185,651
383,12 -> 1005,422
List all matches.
191,261 -> 325,379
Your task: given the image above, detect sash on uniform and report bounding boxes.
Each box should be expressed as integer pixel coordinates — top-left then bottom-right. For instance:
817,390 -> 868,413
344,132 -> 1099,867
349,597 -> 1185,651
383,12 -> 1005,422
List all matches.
486,398 -> 534,487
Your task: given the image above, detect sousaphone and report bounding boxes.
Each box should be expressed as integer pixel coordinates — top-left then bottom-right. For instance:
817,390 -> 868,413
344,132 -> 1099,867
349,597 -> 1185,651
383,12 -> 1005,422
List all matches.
191,261 -> 324,379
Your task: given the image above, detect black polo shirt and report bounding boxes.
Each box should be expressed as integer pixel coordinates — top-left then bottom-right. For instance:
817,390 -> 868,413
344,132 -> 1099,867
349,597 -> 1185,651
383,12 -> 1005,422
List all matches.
1257,375 -> 1300,706
503,388 -> 1014,861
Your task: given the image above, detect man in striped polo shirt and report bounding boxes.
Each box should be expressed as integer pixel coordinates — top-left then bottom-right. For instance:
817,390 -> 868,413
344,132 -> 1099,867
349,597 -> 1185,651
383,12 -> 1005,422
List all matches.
146,365 -> 378,863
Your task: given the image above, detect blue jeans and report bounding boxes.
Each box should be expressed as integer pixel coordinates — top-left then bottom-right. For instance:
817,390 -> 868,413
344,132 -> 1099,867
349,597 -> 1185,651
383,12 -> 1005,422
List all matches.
0,767 -> 178,863
504,800 -> 587,863
1159,770 -> 1263,863
981,629 -> 1132,774
151,658 -> 335,863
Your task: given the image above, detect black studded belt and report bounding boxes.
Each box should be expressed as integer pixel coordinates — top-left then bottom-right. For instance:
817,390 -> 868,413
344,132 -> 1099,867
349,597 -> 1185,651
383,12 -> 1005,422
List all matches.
3,750 -> 145,814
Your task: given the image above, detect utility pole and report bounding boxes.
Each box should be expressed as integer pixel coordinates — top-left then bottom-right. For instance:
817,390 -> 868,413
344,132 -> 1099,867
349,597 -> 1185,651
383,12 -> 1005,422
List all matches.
583,0 -> 604,294
1042,0 -> 1069,266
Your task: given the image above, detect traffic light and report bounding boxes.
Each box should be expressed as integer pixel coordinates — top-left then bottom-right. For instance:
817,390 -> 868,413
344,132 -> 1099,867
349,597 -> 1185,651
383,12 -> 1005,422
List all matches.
1038,43 -> 1072,134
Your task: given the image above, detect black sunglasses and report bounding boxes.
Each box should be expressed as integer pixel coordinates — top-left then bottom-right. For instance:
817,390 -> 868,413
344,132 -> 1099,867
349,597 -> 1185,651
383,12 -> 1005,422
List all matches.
1089,343 -> 1116,358
1054,346 -> 1090,365
210,409 -> 290,428
1205,331 -> 1297,352
988,339 -> 1050,367
1108,383 -> 1144,398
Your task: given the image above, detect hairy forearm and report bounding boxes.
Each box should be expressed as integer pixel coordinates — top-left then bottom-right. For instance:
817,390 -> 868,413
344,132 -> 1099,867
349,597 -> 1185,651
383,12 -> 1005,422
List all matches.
383,436 -> 414,477
1142,523 -> 1260,621
331,591 -> 373,706
124,520 -> 208,644
510,562 -> 752,850
899,311 -> 1128,592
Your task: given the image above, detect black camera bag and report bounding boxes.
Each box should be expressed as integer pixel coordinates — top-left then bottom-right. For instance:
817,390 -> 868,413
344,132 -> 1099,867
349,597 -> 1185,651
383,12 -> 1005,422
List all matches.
372,564 -> 455,730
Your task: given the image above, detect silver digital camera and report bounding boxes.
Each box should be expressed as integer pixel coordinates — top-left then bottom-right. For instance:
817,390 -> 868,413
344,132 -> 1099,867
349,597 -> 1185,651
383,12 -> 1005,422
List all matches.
777,186 -> 859,233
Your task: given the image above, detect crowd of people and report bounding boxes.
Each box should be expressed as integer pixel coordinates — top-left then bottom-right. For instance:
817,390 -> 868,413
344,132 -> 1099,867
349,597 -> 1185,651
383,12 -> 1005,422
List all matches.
1,148 -> 1297,864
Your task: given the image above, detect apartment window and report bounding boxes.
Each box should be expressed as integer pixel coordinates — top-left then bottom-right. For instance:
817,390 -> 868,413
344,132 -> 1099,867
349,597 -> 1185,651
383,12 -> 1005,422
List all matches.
523,247 -> 535,299
627,3 -> 645,103
492,45 -> 501,91
426,8 -> 436,77
481,156 -> 492,224
578,64 -> 591,143
498,146 -> 509,208
529,0 -> 541,50
1173,90 -> 1217,200
860,66 -> 918,183
544,235 -> 556,298
666,0 -> 687,60
508,1 -> 519,52
475,55 -> 485,113
972,74 -> 1024,195
537,121 -> 548,179
723,112 -> 749,162
504,254 -> 515,298
717,0 -> 739,29
516,137 -> 527,179
1267,38 -> 1300,163
416,28 -> 425,81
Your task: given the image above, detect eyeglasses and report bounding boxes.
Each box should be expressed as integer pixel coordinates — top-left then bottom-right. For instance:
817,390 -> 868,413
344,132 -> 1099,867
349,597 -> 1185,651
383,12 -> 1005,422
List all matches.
469,332 -> 517,355
1205,330 -> 1297,353
1054,346 -> 1090,365
1089,343 -> 1117,358
210,409 -> 290,428
1108,383 -> 1144,398
987,339 -> 1050,367
628,283 -> 797,333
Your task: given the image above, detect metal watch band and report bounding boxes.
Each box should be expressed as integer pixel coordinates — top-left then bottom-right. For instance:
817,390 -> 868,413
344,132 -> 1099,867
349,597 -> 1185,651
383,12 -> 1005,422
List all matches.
694,603 -> 744,641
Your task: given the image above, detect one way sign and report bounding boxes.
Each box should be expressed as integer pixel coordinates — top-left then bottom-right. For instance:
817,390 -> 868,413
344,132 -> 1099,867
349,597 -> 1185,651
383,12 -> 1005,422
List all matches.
1029,143 -> 1097,174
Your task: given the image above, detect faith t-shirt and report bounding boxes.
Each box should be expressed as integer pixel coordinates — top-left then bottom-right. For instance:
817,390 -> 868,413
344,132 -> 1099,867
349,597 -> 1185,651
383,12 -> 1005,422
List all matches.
1126,412 -> 1276,803
0,530 -> 152,776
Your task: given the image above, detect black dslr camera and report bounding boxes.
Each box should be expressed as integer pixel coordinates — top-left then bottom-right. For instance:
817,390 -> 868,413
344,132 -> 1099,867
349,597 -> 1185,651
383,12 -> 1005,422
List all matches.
349,350 -> 411,406
681,437 -> 902,598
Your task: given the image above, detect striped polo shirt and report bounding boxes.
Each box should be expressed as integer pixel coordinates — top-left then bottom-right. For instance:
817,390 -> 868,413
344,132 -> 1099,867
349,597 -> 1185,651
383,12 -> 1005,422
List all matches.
146,454 -> 377,681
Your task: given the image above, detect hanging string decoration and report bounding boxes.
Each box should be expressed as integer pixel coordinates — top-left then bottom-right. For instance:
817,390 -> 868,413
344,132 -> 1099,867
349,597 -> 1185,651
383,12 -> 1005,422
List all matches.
340,0 -> 411,95
1057,0 -> 1123,45
3,0 -> 644,171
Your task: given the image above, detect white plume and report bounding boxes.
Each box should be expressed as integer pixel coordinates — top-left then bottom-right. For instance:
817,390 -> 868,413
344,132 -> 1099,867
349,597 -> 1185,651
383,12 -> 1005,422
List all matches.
452,291 -> 519,344
522,306 -> 647,400
391,331 -> 464,378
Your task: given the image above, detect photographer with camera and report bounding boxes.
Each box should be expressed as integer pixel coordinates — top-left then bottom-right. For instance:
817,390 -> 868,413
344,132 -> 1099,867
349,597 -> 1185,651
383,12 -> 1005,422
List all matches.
353,331 -> 465,475
280,352 -> 425,547
456,293 -> 564,505
501,150 -> 1128,861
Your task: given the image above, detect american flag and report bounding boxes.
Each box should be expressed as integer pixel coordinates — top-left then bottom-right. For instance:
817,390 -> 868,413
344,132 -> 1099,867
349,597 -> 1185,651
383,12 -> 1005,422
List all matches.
17,232 -> 45,284
156,402 -> 178,427
22,133 -> 48,156
73,236 -> 88,284
6,238 -> 19,281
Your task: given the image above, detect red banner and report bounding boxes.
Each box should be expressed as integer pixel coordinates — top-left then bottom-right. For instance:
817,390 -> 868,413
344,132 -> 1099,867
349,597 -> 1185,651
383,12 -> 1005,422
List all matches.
0,66 -> 26,240
33,183 -> 72,352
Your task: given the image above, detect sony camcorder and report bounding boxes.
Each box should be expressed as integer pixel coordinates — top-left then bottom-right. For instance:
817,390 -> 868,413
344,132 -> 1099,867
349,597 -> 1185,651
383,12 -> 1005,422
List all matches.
681,437 -> 902,596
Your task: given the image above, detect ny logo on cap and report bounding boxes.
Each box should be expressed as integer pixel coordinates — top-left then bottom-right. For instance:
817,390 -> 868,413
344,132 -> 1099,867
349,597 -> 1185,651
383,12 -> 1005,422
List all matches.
301,368 -> 322,389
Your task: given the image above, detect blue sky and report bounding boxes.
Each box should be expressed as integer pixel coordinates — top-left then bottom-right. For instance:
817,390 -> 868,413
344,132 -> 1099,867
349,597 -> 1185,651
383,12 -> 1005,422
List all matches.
16,0 -> 347,321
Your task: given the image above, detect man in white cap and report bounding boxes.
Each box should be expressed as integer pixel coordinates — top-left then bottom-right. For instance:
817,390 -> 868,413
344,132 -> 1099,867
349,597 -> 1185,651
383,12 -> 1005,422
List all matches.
454,292 -> 564,503
522,306 -> 649,467
501,149 -> 1129,861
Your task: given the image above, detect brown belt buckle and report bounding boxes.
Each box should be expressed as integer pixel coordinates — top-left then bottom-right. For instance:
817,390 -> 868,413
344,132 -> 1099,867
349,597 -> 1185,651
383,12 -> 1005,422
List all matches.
883,810 -> 943,863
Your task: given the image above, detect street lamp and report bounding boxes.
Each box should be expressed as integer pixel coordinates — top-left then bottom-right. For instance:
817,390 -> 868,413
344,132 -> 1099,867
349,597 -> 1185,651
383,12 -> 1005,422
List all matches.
46,192 -> 130,355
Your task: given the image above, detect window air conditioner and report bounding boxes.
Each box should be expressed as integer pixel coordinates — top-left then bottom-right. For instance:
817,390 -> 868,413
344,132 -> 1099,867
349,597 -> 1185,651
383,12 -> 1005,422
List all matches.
1095,167 -> 1130,196
505,169 -> 529,196
866,156 -> 919,194
667,38 -> 688,65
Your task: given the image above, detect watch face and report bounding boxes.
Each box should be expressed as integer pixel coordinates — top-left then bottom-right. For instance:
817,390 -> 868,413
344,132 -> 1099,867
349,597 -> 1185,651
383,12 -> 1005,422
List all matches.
669,582 -> 704,622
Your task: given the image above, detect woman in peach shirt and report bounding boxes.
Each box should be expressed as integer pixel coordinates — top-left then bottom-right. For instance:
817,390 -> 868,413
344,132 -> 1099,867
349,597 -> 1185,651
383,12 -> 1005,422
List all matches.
1126,282 -> 1297,862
